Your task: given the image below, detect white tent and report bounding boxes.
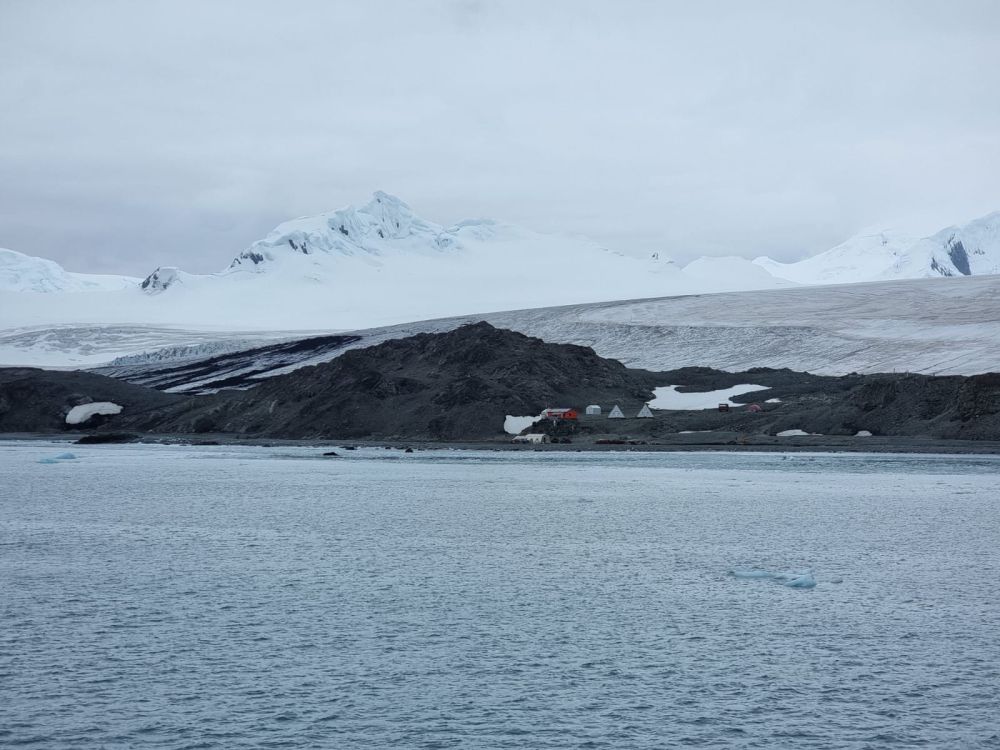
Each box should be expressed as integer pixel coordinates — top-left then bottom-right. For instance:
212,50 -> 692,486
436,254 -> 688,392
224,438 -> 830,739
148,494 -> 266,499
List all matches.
585,404 -> 601,415
608,404 -> 625,419
637,404 -> 654,418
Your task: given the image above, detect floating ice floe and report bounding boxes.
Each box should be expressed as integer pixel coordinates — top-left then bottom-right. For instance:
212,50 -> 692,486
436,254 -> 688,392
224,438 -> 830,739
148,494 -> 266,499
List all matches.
38,452 -> 78,464
66,402 -> 122,425
855,430 -> 873,437
776,429 -> 813,437
730,568 -> 817,589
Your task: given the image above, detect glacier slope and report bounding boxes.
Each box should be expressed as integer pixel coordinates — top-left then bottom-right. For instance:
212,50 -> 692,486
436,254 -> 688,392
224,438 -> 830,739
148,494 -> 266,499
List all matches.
91,274 -> 1000,393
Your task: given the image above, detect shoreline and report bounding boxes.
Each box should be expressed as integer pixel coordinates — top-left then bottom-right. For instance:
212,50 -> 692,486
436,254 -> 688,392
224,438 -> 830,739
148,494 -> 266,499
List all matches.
5,432 -> 1000,455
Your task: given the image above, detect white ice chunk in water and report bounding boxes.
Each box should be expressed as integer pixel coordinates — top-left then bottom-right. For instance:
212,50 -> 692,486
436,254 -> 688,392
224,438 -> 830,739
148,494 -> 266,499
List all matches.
730,568 -> 817,589
855,430 -> 873,437
776,429 -> 811,437
65,402 -> 122,425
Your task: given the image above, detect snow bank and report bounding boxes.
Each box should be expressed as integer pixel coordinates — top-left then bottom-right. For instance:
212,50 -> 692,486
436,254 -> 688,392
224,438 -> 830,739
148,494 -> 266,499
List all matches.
65,402 -> 123,425
504,414 -> 543,435
650,384 -> 769,410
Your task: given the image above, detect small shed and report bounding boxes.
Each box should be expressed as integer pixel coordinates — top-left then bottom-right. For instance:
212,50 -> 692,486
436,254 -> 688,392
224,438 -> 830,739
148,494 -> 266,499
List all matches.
512,433 -> 549,444
636,404 -> 654,418
608,404 -> 625,419
585,404 -> 602,416
718,403 -> 731,412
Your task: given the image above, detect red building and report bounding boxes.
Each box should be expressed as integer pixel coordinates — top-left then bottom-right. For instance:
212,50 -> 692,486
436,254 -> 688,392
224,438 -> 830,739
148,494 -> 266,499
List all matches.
543,408 -> 579,421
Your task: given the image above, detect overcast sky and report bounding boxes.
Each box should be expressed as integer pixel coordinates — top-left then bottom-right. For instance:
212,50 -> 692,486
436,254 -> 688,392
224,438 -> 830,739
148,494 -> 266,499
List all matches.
1,0 -> 999,275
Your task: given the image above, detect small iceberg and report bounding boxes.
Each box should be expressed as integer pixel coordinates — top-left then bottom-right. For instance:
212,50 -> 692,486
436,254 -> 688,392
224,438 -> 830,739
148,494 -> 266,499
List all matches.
783,573 -> 816,589
730,568 -> 817,589
38,452 -> 78,464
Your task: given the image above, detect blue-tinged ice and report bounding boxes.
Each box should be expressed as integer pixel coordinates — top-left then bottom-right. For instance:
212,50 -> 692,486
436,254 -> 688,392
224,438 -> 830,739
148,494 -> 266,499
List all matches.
783,573 -> 816,588
730,568 -> 816,588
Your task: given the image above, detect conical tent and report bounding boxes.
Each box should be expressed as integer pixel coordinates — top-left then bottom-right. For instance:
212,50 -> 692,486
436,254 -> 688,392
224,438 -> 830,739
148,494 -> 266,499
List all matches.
637,404 -> 654,418
608,404 -> 625,419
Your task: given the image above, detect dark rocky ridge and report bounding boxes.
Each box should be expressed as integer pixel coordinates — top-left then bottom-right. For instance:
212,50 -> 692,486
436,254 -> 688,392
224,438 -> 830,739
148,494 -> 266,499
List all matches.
126,322 -> 661,440
3,323 -> 1000,442
0,368 -> 183,433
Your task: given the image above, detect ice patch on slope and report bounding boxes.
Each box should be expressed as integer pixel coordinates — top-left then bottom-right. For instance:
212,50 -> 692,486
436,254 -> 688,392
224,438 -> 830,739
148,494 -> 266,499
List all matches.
66,402 -> 123,425
504,414 -> 544,435
649,384 -> 769,410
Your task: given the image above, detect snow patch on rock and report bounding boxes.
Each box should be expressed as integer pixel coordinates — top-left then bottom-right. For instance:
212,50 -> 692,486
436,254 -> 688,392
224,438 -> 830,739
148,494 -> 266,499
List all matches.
504,414 -> 544,435
66,402 -> 123,425
650,384 -> 769,410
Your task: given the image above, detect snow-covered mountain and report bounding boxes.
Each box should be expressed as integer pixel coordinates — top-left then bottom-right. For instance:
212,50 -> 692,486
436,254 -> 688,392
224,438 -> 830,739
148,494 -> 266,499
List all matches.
0,192 -> 791,335
3,194 -> 1000,369
138,191 -> 784,309
0,248 -> 139,293
755,212 -> 1000,284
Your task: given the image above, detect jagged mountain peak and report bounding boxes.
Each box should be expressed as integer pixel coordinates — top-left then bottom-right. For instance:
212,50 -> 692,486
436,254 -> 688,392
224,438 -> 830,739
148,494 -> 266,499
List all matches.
226,191 -> 457,272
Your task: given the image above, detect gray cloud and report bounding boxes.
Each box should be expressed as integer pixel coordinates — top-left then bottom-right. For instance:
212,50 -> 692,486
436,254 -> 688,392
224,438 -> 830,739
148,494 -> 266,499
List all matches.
1,0 -> 998,275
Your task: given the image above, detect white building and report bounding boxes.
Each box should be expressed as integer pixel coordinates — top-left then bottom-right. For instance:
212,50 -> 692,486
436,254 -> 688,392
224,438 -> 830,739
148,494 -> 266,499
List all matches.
512,433 -> 549,444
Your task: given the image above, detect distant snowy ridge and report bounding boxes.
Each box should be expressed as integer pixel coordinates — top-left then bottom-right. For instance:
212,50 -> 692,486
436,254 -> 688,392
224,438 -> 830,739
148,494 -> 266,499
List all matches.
3,195 -> 1000,355
0,248 -> 139,292
755,212 -> 1000,284
137,190 -> 719,299
0,192 -> 794,336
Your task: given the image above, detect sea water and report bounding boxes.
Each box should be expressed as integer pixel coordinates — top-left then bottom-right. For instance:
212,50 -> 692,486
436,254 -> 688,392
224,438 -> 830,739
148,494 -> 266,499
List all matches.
2,442 -> 999,748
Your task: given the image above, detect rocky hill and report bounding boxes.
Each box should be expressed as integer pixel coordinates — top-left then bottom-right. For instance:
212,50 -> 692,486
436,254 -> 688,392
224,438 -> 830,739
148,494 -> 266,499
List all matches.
0,367 -> 182,433
3,323 -> 1000,444
134,322 -> 661,440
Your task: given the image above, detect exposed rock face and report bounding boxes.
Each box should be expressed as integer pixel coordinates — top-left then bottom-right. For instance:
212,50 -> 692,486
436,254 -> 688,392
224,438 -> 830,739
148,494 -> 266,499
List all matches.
138,322 -> 660,440
4,324 -> 1000,443
140,266 -> 183,293
0,368 -> 182,432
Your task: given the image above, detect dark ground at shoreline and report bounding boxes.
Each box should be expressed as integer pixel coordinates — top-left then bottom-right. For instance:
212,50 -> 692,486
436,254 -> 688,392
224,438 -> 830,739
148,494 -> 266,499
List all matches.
6,431 -> 1000,455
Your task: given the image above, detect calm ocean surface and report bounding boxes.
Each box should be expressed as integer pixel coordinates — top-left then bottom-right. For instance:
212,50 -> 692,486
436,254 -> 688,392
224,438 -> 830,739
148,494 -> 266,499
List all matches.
2,442 -> 999,749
